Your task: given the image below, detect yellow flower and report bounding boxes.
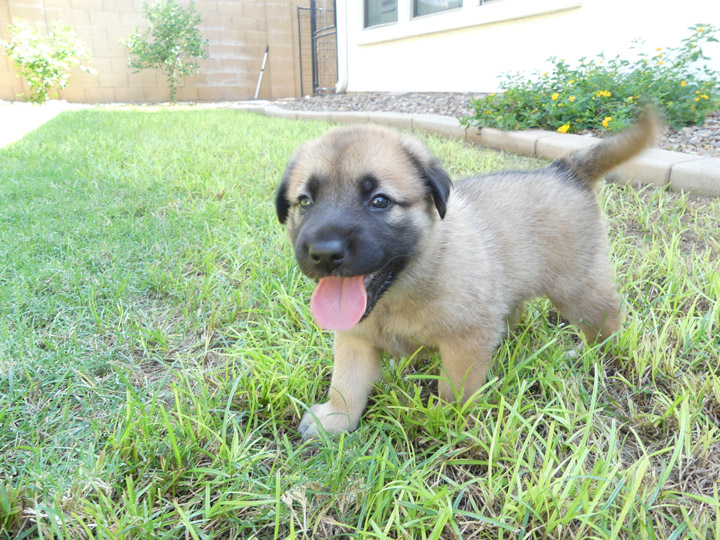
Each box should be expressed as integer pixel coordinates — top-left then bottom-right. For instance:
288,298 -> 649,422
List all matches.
551,92 -> 559,101
542,72 -> 548,77
568,79 -> 575,85
656,47 -> 662,51
627,96 -> 634,102
557,124 -> 570,133
681,80 -> 687,87
595,90 -> 611,98
602,116 -> 612,128
568,96 -> 576,102
657,60 -> 664,65
700,94 -> 710,100
697,27 -> 704,32
490,93 -> 496,97
695,97 -> 701,102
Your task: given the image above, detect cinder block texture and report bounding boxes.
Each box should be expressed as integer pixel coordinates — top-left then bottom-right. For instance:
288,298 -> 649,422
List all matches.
0,0 -> 304,102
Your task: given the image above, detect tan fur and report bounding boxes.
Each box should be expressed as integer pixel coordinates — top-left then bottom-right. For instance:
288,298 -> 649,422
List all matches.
278,116 -> 657,439
556,111 -> 658,187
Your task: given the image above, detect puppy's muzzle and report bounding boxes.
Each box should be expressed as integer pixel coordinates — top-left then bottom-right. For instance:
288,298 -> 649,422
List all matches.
307,237 -> 348,274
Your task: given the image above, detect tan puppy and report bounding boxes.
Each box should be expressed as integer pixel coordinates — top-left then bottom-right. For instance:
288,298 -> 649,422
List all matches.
275,116 -> 656,439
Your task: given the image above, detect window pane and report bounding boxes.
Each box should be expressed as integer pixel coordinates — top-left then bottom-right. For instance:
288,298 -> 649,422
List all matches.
365,0 -> 398,28
414,0 -> 462,17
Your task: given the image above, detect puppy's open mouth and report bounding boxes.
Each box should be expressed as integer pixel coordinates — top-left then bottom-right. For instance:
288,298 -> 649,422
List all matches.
310,263 -> 396,331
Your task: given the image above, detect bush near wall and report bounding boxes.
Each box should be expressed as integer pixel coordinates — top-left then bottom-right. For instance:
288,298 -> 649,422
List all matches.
122,0 -> 209,103
2,20 -> 95,104
463,24 -> 720,134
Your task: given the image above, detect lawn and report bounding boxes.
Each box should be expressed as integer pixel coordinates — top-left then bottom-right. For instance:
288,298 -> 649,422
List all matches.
0,108 -> 719,539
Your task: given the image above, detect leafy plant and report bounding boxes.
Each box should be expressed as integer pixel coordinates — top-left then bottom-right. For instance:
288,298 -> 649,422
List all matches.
123,0 -> 209,103
462,24 -> 720,133
2,20 -> 94,104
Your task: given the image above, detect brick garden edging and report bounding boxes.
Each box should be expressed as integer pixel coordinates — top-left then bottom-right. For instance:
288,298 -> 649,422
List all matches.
1,100 -> 717,197
253,104 -> 720,198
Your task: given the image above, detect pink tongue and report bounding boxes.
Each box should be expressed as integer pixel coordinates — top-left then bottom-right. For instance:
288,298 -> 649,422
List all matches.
310,276 -> 367,331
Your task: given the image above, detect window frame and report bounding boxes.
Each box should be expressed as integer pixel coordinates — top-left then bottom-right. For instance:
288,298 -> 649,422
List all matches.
364,0 -> 399,28
413,0 -> 463,19
359,0 -> 583,45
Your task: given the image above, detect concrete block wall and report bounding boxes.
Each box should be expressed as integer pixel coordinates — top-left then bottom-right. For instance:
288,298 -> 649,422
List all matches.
0,0 -> 305,102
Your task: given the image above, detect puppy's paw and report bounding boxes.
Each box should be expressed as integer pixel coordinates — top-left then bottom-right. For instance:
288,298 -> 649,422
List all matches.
298,402 -> 354,440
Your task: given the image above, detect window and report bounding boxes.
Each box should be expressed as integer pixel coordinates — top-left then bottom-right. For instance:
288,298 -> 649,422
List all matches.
414,0 -> 463,17
365,0 -> 398,28
358,0 -> 583,45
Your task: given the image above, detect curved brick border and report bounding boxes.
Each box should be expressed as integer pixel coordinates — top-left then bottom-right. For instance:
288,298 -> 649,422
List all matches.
2,100 -> 717,197
252,104 -> 720,198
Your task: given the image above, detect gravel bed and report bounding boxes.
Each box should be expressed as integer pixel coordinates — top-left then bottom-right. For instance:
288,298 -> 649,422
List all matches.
277,92 -> 720,158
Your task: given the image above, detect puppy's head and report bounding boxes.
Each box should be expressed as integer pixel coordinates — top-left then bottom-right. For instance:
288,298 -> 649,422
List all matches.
275,125 -> 452,331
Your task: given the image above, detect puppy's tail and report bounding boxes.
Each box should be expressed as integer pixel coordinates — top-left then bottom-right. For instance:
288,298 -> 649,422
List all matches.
554,111 -> 660,188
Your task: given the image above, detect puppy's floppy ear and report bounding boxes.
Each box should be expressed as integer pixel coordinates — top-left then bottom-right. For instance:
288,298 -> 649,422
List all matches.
422,161 -> 452,219
275,181 -> 289,224
402,142 -> 453,219
275,156 -> 296,224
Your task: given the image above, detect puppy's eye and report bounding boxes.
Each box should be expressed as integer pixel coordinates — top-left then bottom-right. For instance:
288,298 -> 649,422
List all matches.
298,195 -> 313,210
369,194 -> 391,209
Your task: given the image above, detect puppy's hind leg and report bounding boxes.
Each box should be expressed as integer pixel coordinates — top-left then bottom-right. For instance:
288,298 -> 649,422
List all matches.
437,327 -> 501,404
505,303 -> 525,335
549,274 -> 624,344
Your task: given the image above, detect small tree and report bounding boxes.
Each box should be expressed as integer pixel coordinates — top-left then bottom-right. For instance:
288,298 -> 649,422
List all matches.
2,20 -> 94,104
123,0 -> 209,103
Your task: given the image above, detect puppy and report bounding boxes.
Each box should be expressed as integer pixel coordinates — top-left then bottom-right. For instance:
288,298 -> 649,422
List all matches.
275,116 -> 656,439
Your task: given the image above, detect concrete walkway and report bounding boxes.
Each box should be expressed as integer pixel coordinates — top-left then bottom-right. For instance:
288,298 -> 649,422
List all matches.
0,100 -> 88,148
2,100 -> 718,197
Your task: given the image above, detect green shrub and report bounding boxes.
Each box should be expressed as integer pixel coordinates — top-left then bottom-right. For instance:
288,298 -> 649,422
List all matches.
123,0 -> 209,103
2,20 -> 94,104
462,24 -> 720,134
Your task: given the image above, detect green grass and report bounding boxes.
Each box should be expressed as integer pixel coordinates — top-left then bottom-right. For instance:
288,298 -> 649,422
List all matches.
0,108 -> 718,539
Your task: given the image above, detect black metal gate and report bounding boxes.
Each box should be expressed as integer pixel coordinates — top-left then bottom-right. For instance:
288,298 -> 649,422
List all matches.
298,0 -> 337,96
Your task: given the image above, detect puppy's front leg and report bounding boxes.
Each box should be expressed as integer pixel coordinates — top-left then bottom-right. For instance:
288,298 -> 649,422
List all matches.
299,333 -> 381,440
437,333 -> 497,404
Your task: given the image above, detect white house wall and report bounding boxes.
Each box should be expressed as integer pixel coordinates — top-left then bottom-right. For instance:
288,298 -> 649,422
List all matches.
338,0 -> 720,93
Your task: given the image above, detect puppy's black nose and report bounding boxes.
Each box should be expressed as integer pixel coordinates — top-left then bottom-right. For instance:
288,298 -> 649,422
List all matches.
308,238 -> 347,273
